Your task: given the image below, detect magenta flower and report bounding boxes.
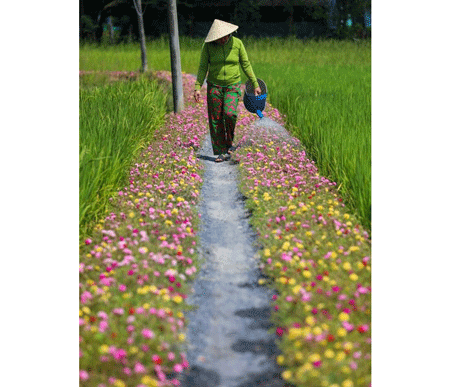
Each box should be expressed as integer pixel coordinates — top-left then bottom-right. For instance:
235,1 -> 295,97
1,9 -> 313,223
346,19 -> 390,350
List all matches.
173,364 -> 183,373
79,370 -> 89,381
141,328 -> 155,339
342,321 -> 354,331
134,362 -> 146,373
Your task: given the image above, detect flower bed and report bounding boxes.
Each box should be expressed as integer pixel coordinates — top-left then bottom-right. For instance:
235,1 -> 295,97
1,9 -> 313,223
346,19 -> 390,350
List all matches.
231,104 -> 371,387
80,70 -> 371,387
79,72 -> 208,387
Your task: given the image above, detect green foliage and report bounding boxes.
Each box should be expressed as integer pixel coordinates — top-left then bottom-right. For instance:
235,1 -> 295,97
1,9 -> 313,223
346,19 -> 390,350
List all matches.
232,0 -> 261,31
79,78 -> 168,240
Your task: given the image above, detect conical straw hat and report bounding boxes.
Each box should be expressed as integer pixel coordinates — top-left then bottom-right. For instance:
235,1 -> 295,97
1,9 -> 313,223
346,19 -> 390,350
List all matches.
204,19 -> 239,43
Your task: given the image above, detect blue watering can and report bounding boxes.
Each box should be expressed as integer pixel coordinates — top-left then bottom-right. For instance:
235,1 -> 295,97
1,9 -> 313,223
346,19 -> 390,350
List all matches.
243,78 -> 267,119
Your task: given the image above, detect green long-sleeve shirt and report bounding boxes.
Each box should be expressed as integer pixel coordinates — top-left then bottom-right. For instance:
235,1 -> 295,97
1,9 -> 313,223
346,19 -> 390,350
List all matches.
194,36 -> 259,92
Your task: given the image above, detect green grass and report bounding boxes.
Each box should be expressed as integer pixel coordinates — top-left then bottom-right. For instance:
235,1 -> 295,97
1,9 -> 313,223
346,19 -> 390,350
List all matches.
80,36 -> 371,229
79,77 -> 167,241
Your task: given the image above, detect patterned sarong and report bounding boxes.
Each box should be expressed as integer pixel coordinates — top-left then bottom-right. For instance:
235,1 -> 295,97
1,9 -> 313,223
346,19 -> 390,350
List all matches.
206,82 -> 241,155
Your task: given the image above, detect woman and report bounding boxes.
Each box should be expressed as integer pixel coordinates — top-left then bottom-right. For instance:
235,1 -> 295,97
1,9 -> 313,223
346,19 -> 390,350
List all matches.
193,19 -> 262,162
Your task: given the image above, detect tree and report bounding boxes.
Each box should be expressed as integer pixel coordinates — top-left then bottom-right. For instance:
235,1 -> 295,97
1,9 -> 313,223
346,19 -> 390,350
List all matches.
168,0 -> 184,112
132,0 -> 148,72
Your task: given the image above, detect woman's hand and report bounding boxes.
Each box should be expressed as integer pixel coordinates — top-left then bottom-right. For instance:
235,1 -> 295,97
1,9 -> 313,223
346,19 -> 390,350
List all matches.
194,90 -> 201,103
254,86 -> 262,96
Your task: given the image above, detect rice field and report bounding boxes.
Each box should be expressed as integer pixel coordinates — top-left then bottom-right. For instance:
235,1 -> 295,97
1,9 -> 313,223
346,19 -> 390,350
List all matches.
79,36 -> 371,229
79,76 -> 167,240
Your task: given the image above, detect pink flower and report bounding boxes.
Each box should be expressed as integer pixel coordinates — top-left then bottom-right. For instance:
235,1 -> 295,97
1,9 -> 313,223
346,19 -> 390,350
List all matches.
113,348 -> 127,361
342,321 -> 354,331
142,328 -> 155,339
119,284 -> 127,292
168,352 -> 176,361
173,364 -> 183,373
97,311 -> 108,320
134,362 -> 146,373
122,367 -> 132,376
80,291 -> 92,304
99,320 -> 108,332
85,239 -> 92,245
79,370 -> 89,381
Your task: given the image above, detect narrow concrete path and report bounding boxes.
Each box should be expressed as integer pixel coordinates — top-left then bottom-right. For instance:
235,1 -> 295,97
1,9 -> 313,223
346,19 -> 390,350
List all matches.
180,132 -> 286,387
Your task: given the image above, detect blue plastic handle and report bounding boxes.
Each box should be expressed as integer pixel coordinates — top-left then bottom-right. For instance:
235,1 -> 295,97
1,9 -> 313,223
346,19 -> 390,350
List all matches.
257,110 -> 264,119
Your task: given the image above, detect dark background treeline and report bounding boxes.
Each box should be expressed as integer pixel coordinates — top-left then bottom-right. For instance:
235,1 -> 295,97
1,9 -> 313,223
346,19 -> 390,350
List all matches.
80,0 -> 371,42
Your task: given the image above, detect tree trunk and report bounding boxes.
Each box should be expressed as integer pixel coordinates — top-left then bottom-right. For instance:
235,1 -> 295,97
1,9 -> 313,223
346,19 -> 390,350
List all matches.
134,0 -> 148,72
107,16 -> 114,44
168,0 -> 184,113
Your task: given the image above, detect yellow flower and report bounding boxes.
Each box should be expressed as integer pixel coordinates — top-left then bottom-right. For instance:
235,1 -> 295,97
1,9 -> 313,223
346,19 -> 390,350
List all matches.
292,285 -> 301,294
337,327 -> 347,337
282,370 -> 292,380
128,211 -> 135,218
295,352 -> 304,361
338,312 -> 350,321
99,344 -> 109,354
349,273 -> 358,281
313,327 -> 322,335
336,351 -> 346,361
302,270 -> 312,278
114,379 -> 126,387
288,328 -> 302,340
309,353 -> 321,362
349,246 -> 360,252
342,379 -> 354,387
178,333 -> 185,342
277,355 -> 285,365
342,262 -> 351,271
264,248 -> 271,257
343,342 -> 353,351
305,315 -> 315,326
324,349 -> 335,358
172,295 -> 183,304
141,376 -> 158,387
342,366 -> 351,374
129,346 -> 139,354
